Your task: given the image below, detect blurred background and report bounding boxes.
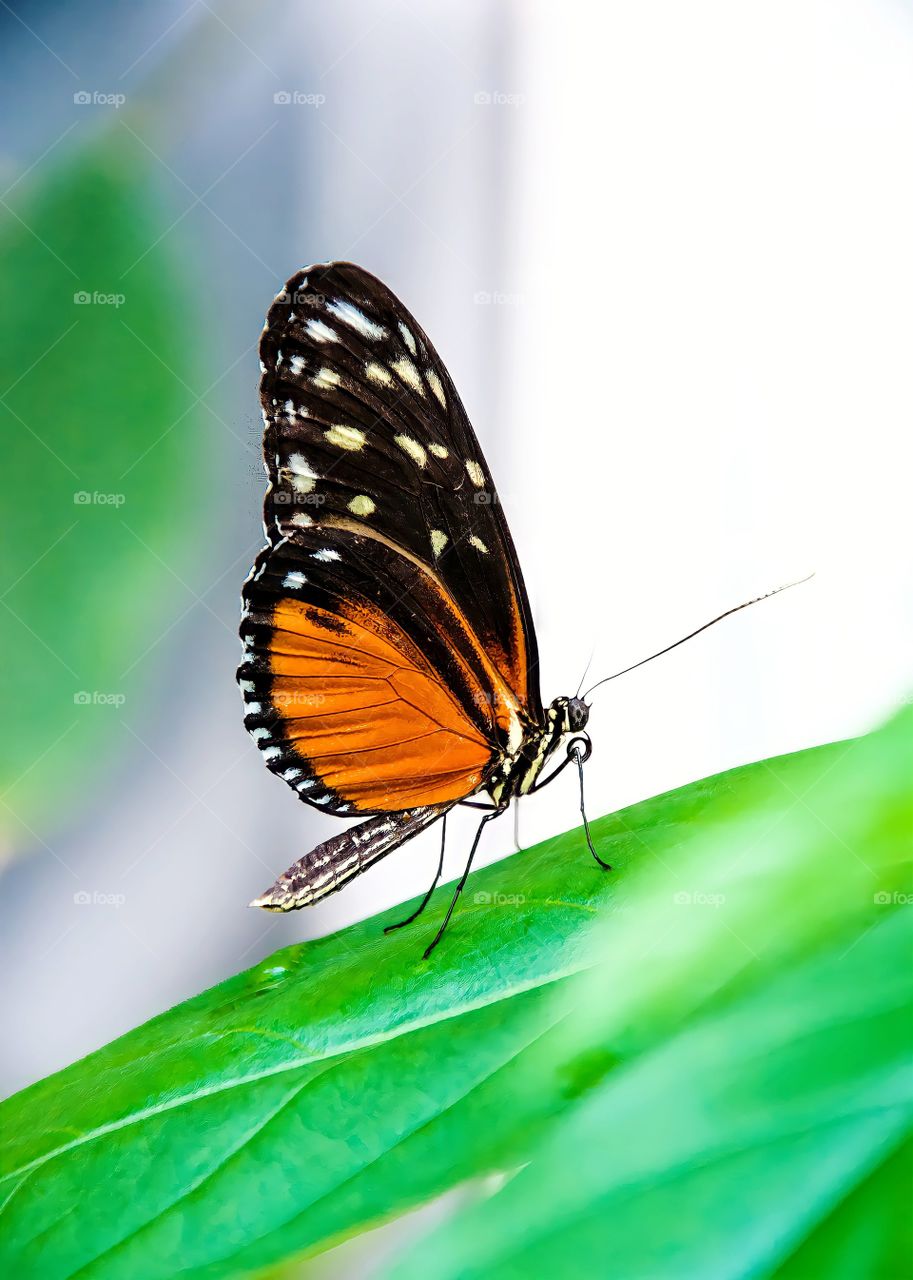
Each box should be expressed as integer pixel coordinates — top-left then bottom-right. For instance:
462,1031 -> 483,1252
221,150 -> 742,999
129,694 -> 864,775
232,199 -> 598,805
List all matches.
1,0 -> 911,1099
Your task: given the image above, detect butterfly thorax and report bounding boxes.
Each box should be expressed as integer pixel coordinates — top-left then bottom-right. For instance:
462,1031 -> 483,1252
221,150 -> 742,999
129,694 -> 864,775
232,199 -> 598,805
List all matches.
486,696 -> 590,804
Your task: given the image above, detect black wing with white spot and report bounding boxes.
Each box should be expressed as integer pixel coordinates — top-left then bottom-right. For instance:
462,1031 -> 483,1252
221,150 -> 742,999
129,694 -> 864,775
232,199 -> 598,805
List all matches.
257,261 -> 543,720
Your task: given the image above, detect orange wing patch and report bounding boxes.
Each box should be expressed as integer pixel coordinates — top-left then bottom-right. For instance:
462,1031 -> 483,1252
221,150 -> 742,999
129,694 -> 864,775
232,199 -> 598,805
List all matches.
267,598 -> 492,811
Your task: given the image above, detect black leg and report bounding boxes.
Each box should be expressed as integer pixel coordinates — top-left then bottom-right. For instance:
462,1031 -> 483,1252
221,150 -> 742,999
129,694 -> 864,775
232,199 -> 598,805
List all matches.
423,808 -> 503,959
573,745 -> 611,870
384,813 -> 448,933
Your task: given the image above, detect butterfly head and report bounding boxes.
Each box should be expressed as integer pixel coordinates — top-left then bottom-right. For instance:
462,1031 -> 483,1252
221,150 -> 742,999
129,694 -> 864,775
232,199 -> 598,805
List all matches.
553,695 -> 590,734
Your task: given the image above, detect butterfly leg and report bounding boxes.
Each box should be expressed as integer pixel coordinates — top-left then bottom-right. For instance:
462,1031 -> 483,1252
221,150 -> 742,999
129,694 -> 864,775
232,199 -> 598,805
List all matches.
384,813 -> 448,934
423,807 -> 505,959
572,744 -> 611,871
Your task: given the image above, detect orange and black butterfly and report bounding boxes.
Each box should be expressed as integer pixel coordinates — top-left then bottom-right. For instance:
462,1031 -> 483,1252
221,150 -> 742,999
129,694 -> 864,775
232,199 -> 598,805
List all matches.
239,261 -> 605,954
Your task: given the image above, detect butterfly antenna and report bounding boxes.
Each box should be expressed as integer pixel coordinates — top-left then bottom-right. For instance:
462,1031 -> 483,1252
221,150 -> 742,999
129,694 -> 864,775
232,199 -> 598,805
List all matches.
575,646 -> 597,698
584,574 -> 814,699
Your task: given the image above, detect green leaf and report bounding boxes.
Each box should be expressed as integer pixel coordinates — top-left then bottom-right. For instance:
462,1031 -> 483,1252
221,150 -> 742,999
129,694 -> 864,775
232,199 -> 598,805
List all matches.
386,705 -> 913,1280
0,135 -> 203,836
387,912 -> 912,1280
771,1135 -> 913,1280
0,710 -> 909,1280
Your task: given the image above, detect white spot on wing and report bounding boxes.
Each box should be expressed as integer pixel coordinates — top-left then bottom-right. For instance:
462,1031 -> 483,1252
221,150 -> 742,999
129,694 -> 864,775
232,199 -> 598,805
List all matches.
391,356 -> 424,394
305,318 -> 340,343
289,355 -> 305,375
313,367 -> 340,389
291,512 -> 314,528
348,494 -> 376,516
283,570 -> 308,587
469,535 -> 489,554
365,361 -> 393,387
327,298 -> 387,340
465,459 -> 485,487
429,443 -> 449,459
398,321 -> 417,354
312,548 -> 340,562
287,453 -> 317,478
426,368 -> 446,408
324,425 -> 365,450
430,528 -> 448,557
394,434 -> 427,467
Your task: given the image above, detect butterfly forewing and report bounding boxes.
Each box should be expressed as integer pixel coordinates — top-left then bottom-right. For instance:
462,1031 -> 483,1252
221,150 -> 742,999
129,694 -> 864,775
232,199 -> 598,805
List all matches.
259,262 -> 542,718
240,261 -> 544,822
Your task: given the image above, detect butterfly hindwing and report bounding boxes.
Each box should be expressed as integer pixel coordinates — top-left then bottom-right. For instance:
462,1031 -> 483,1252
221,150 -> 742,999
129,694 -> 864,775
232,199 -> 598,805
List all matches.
240,530 -> 505,815
249,804 -> 456,911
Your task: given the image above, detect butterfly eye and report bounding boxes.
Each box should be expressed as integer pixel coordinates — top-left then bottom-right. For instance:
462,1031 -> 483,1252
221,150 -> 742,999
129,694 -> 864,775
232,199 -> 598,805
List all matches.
567,697 -> 590,732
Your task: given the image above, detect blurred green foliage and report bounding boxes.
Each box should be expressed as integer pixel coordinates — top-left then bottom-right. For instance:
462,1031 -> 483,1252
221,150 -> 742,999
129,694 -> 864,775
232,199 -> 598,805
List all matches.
0,138 -> 201,840
0,705 -> 909,1278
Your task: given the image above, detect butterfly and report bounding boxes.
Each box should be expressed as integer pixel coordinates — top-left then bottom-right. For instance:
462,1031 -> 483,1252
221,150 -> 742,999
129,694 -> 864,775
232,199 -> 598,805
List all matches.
239,262 -> 801,955
238,261 -> 605,956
